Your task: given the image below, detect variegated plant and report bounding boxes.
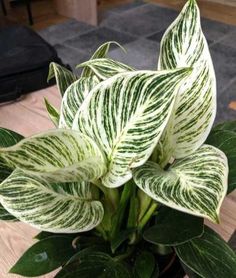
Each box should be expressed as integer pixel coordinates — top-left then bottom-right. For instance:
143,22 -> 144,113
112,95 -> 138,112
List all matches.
1,1 -> 236,277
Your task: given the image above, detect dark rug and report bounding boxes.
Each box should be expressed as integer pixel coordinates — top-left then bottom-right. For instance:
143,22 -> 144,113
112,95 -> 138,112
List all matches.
38,1 -> 236,123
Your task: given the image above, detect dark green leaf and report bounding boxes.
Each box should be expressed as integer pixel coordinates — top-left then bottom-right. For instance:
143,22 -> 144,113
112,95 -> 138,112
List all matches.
72,236 -> 107,251
206,129 -> 236,193
111,181 -> 134,250
134,251 -> 156,278
144,207 -> 204,246
34,232 -> 77,241
0,128 -> 23,221
55,251 -> 133,278
213,121 -> 236,132
111,229 -> 136,253
175,226 -> 236,278
10,236 -> 76,277
181,262 -> 201,278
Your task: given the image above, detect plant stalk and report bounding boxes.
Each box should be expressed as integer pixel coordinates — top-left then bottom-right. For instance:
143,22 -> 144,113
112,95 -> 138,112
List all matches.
138,202 -> 158,230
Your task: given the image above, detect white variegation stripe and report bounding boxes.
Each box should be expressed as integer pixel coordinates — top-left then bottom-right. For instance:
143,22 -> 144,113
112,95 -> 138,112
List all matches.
0,130 -> 107,183
73,69 -> 191,188
82,41 -> 125,77
78,58 -> 134,81
59,76 -> 99,129
44,98 -> 60,127
133,145 -> 228,223
48,63 -> 77,96
0,170 -> 104,232
157,0 -> 216,164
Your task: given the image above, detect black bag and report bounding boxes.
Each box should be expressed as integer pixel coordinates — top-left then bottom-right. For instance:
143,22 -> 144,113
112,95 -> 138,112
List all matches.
0,25 -> 62,103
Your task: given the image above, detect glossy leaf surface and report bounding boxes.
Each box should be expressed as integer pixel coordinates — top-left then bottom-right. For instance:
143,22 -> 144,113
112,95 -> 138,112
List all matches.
133,145 -> 228,223
144,206 -> 204,246
0,170 -> 104,233
10,236 -> 76,277
175,226 -> 236,278
55,251 -> 133,278
74,69 -> 191,188
0,129 -> 107,183
158,0 -> 216,164
207,127 -> 236,193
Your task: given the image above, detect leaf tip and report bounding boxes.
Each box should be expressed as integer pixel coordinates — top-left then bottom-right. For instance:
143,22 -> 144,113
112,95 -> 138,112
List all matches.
47,62 -> 55,83
209,212 -> 220,224
9,265 -> 17,274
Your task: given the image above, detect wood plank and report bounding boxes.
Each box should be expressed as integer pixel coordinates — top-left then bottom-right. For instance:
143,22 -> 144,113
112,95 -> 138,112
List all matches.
0,222 -> 58,278
53,0 -> 98,26
206,191 -> 236,241
147,0 -> 236,25
206,0 -> 236,7
0,86 -> 61,136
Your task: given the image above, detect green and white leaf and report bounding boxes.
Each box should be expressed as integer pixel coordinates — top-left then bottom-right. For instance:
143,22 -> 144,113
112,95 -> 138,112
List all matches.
48,63 -> 77,96
81,41 -> 125,77
0,170 -> 104,233
0,128 -> 23,221
0,129 -> 107,183
73,68 -> 191,188
44,98 -> 60,127
0,203 -> 16,221
133,145 -> 228,223
59,76 -> 99,129
78,58 -> 134,81
157,0 -> 216,164
206,128 -> 236,194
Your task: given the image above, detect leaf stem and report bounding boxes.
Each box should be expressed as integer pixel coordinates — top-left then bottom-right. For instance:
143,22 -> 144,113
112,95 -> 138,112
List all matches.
137,189 -> 152,221
111,181 -> 133,239
92,179 -> 119,210
138,202 -> 158,230
113,246 -> 135,262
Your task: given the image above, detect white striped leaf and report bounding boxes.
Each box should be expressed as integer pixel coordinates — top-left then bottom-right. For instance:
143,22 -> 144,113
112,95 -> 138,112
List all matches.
78,58 -> 134,81
0,128 -> 24,182
133,145 -> 228,223
73,68 -> 191,188
44,98 -> 60,127
0,130 -> 107,183
59,76 -> 99,129
82,41 -> 125,77
0,204 -> 16,221
157,0 -> 216,165
0,128 -> 24,221
0,170 -> 104,232
48,63 -> 77,96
